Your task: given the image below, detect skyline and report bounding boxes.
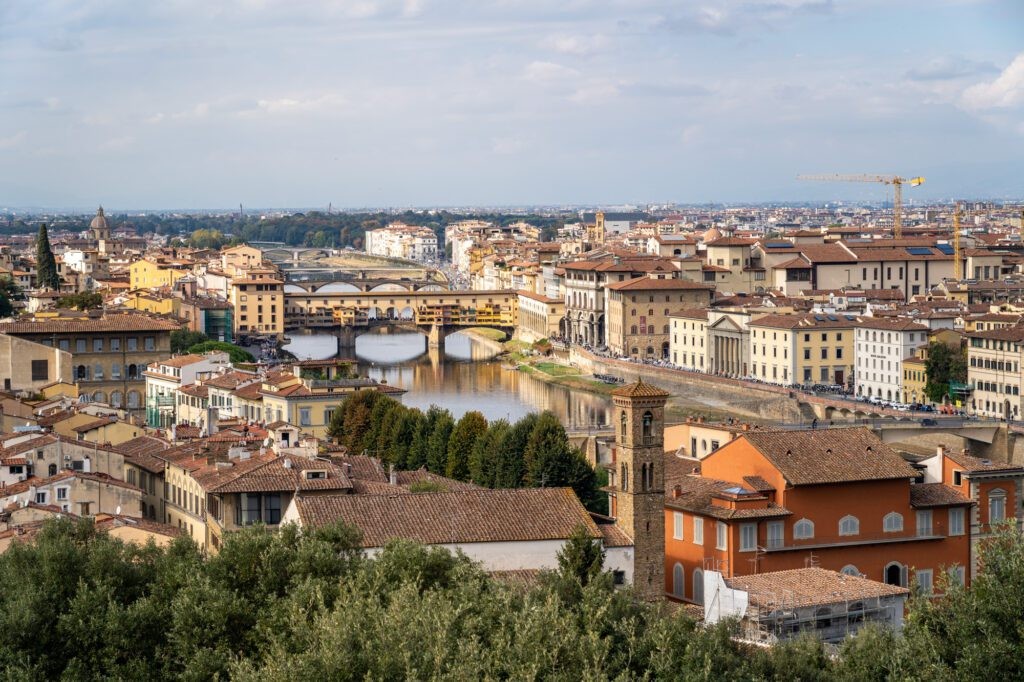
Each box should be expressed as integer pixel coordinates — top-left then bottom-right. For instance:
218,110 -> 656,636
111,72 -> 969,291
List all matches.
2,1 -> 1022,208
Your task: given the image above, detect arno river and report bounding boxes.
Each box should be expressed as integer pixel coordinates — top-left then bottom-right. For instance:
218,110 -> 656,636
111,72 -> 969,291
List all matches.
283,330 -> 612,428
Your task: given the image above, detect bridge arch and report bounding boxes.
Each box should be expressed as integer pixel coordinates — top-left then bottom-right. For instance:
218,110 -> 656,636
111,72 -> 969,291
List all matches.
369,282 -> 411,292
314,281 -> 361,293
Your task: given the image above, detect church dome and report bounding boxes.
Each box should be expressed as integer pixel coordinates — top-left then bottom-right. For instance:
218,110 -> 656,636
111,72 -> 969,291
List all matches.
89,206 -> 109,232
702,226 -> 722,242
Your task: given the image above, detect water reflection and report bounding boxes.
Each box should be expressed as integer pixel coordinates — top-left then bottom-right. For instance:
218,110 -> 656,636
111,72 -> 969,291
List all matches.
283,330 -> 611,426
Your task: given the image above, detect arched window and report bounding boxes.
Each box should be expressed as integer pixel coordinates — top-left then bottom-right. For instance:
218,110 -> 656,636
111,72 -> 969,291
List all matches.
647,463 -> 655,490
110,391 -> 123,408
883,512 -> 904,532
127,364 -> 138,379
92,391 -> 106,404
642,411 -> 653,443
793,518 -> 814,540
814,606 -> 832,630
620,411 -> 628,438
127,390 -> 141,408
839,515 -> 860,536
840,565 -> 860,577
848,601 -> 865,623
76,365 -> 88,380
884,562 -> 906,587
48,464 -> 57,476
630,325 -> 638,334
693,568 -> 704,605
148,504 -> 156,520
989,488 -> 1007,523
673,563 -> 684,598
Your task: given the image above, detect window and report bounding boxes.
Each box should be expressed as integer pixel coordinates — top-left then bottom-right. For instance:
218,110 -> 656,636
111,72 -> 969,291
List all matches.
989,489 -> 1007,523
31,360 -> 48,381
767,521 -> 784,549
820,348 -> 828,359
740,523 -> 756,552
58,339 -> 69,351
716,521 -> 728,550
299,408 -> 311,426
56,487 -> 68,500
840,565 -> 860,577
93,338 -> 104,352
110,338 -> 120,351
915,569 -> 934,595
793,518 -> 814,540
35,491 -> 47,504
673,512 -> 684,540
144,336 -> 155,351
839,515 -> 860,536
916,510 -> 933,536
949,507 -> 965,536
76,339 -> 86,353
693,569 -> 704,605
883,512 -> 904,532
693,517 -> 704,545
947,566 -> 965,587
127,337 -> 137,351
673,563 -> 684,598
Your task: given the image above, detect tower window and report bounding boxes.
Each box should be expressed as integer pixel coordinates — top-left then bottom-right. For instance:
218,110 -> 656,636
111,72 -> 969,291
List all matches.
642,411 -> 654,444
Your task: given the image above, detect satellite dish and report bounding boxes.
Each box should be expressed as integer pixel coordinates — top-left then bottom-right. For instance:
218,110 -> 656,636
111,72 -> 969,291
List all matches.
115,505 -> 121,515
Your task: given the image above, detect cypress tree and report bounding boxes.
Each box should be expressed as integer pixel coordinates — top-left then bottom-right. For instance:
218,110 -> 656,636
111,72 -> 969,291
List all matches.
36,223 -> 60,290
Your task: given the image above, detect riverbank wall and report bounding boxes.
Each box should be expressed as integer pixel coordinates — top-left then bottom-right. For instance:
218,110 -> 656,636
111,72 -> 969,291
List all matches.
569,348 -> 813,422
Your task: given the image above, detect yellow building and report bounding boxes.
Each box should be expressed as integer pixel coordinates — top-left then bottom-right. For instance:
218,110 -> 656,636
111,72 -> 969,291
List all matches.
230,276 -> 285,337
748,313 -> 857,387
258,362 -> 405,438
129,258 -> 191,291
902,350 -> 928,405
220,245 -> 266,275
516,290 -> 564,342
967,327 -> 1023,419
123,290 -> 181,316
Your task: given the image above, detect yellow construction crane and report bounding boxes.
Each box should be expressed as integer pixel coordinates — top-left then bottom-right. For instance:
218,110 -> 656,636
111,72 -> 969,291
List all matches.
797,174 -> 925,238
953,203 -> 962,281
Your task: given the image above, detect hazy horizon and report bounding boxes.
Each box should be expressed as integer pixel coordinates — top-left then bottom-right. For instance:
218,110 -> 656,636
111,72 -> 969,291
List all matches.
2,1 -> 1022,208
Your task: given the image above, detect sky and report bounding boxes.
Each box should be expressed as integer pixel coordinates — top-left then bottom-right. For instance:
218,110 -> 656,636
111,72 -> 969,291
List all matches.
1,0 -> 1022,209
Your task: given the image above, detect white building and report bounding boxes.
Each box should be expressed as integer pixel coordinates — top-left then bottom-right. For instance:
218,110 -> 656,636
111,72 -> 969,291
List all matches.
143,352 -> 230,428
854,317 -> 929,402
364,222 -> 438,262
283,487 -> 634,582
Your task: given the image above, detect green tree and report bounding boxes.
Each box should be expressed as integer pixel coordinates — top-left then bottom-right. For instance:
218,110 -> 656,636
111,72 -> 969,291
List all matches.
56,291 -> 103,310
924,341 -> 967,403
493,413 -> 537,488
446,411 -> 488,480
425,408 -> 455,474
171,329 -> 209,353
468,419 -> 510,486
35,223 -> 60,290
556,524 -> 605,587
187,340 -> 255,364
0,275 -> 19,317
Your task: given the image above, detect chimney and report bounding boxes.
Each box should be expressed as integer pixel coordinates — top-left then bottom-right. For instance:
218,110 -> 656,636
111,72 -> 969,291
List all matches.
388,464 -> 397,486
936,444 -> 946,458
673,485 -> 682,499
741,423 -> 750,431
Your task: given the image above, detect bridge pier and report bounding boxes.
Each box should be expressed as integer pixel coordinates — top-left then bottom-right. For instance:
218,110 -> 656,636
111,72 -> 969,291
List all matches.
336,326 -> 357,353
427,324 -> 447,350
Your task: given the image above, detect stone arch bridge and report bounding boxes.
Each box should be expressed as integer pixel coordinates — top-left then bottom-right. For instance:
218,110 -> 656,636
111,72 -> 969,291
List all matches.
284,288 -> 518,350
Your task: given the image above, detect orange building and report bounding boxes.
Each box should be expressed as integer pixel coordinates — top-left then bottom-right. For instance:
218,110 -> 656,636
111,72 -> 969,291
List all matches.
663,428 -> 975,604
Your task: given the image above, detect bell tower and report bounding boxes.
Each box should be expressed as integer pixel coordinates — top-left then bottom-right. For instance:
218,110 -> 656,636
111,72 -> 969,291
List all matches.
611,378 -> 669,600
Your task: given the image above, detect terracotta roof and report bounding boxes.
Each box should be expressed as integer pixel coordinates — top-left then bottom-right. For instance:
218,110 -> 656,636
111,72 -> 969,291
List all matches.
606,276 -> 714,292
909,483 -> 973,508
71,416 -> 117,433
664,475 -> 791,520
332,454 -> 388,482
854,317 -> 928,332
392,468 -> 481,492
152,354 -> 208,368
968,326 -> 1024,342
749,313 -> 857,330
611,378 -> 671,398
292,487 -> 599,547
705,237 -> 757,247
726,568 -> 909,609
114,435 -> 170,473
94,514 -> 183,539
671,308 -> 709,321
202,455 -> 353,493
597,522 -> 633,547
737,428 -> 918,486
0,313 -> 180,334
946,450 -> 1024,474
204,370 -> 258,389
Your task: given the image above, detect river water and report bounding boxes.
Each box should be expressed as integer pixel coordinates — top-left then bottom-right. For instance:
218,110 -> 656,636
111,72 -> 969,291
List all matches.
283,330 -> 612,428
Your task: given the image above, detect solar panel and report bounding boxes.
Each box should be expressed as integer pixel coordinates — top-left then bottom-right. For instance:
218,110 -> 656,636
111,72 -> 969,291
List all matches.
906,247 -> 933,256
935,244 -> 954,255
764,242 -> 791,248
827,314 -> 838,321
814,315 -> 825,321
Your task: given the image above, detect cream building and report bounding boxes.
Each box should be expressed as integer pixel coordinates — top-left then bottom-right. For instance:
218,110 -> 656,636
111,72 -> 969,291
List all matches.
748,313 -> 857,387
967,326 -> 1024,419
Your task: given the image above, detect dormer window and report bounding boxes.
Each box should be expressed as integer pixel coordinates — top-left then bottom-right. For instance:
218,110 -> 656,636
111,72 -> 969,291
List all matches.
305,470 -> 327,480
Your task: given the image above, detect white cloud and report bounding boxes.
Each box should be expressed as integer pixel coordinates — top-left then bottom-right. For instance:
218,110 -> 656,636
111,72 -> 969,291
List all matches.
569,81 -> 619,103
0,131 -> 26,149
146,113 -> 165,124
522,60 -> 580,83
252,94 -> 347,115
543,33 -> 608,56
680,124 -> 702,145
961,53 -> 1024,111
491,137 -> 524,155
